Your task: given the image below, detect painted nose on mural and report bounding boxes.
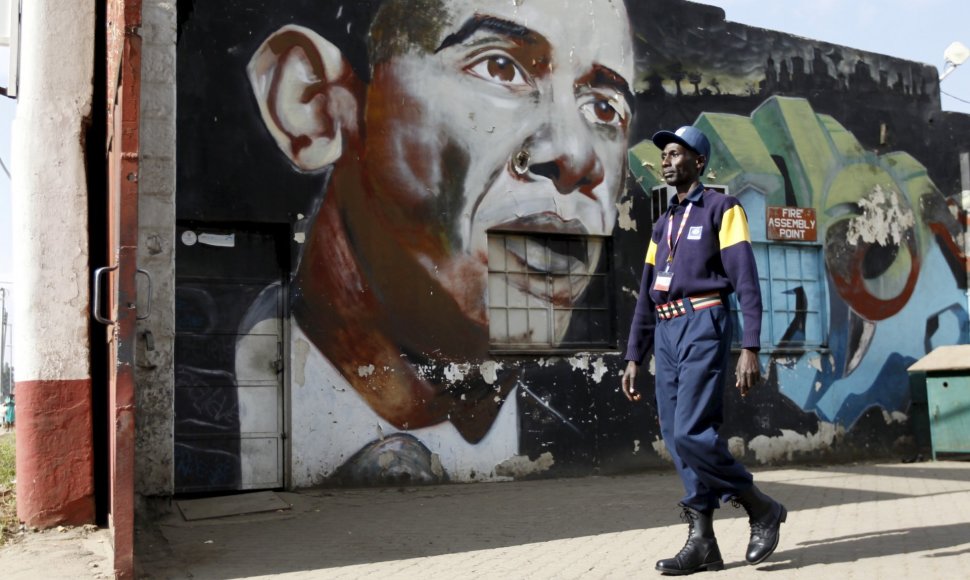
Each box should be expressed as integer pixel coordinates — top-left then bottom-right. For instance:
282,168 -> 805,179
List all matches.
527,143 -> 604,198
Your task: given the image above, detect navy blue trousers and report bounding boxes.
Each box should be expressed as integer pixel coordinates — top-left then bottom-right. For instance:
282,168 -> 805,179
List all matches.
654,300 -> 753,511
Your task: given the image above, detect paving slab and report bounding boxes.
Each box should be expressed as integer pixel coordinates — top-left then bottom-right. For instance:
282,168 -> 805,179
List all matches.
176,491 -> 290,521
4,460 -> 970,578
133,461 -> 970,579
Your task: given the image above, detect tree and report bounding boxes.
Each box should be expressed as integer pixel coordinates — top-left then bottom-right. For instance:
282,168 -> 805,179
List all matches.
669,62 -> 686,96
688,71 -> 703,95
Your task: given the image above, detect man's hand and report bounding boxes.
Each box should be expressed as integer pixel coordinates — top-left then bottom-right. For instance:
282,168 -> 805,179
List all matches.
735,348 -> 761,397
621,360 -> 642,402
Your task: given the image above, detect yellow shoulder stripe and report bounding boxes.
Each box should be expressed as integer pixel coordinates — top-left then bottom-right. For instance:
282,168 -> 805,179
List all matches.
719,205 -> 752,249
645,240 -> 658,265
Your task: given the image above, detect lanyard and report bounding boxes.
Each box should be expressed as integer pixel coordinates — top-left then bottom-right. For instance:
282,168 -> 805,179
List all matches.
665,202 -> 693,269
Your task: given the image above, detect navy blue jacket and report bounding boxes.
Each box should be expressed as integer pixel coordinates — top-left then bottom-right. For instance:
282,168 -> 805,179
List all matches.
625,185 -> 763,363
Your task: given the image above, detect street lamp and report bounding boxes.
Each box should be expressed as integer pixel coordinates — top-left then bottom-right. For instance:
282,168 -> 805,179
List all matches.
940,41 -> 970,82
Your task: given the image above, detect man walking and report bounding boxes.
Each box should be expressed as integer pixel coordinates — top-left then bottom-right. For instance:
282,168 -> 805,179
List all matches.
621,126 -> 786,574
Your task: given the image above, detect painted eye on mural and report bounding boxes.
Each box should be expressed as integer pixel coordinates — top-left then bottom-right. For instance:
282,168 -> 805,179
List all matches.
466,54 -> 532,88
579,95 -> 629,129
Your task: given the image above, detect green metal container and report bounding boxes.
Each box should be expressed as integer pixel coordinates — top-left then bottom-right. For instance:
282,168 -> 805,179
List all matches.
908,345 -> 970,460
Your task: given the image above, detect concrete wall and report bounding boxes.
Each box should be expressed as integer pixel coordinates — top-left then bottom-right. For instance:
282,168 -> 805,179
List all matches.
135,0 -> 177,496
12,0 -> 96,524
136,0 -> 970,494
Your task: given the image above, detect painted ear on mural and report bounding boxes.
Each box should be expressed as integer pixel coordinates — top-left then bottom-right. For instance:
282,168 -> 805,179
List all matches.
247,24 -> 361,172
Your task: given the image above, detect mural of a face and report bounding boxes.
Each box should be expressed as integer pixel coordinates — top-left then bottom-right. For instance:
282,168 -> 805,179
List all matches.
350,0 -> 635,346
248,0 -> 635,438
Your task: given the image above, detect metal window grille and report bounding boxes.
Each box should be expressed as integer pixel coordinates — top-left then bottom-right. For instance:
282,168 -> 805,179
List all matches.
730,242 -> 828,350
487,233 -> 614,352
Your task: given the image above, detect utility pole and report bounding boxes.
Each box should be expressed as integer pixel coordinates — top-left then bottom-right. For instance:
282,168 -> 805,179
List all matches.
1,287 -> 6,397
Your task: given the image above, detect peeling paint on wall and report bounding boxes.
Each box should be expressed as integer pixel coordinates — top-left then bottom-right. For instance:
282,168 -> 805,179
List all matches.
651,436 -> 747,463
565,354 -> 609,383
882,410 -> 908,425
591,357 -> 608,383
808,355 -> 823,372
748,422 -> 845,464
847,185 -> 916,247
616,198 -> 637,232
495,452 -> 555,478
480,360 -> 502,385
293,337 -> 310,387
443,362 -> 470,382
567,355 -> 590,372
727,436 -> 746,459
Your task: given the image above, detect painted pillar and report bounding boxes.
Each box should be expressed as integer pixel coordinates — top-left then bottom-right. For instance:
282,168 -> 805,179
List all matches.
11,0 -> 97,526
134,0 -> 176,498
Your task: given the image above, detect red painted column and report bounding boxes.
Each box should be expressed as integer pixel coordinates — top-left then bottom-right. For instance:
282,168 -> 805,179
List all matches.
15,380 -> 95,525
10,0 -> 98,528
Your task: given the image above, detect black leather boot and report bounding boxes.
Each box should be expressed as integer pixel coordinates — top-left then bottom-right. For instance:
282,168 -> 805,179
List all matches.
655,505 -> 724,575
732,485 -> 787,564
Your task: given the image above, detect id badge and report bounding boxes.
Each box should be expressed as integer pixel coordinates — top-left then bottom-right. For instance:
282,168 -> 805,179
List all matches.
654,271 -> 673,292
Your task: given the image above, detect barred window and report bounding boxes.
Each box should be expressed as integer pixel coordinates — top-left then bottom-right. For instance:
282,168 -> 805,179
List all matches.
487,233 -> 614,352
644,183 -> 825,351
731,242 -> 828,350
650,185 -> 672,223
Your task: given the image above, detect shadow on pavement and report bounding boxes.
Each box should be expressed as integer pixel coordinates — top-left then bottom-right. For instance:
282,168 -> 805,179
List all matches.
137,474 -> 683,578
760,522 -> 970,571
134,462 -> 970,579
837,463 -> 970,483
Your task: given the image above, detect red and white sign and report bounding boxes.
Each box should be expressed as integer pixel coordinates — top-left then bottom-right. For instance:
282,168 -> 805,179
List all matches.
766,206 -> 817,241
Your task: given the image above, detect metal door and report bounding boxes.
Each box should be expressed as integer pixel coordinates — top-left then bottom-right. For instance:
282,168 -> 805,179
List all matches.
174,226 -> 286,492
94,1 -> 143,576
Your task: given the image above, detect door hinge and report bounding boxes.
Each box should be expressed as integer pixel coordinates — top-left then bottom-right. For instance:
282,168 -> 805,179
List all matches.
274,341 -> 284,374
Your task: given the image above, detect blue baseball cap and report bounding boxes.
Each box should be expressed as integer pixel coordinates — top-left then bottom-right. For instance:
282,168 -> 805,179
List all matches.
651,126 -> 711,170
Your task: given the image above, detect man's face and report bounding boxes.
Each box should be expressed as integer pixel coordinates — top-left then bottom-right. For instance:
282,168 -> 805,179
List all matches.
660,143 -> 702,189
344,0 -> 635,353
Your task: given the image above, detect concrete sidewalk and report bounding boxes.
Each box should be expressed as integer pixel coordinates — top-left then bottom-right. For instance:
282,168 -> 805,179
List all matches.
5,460 -> 970,578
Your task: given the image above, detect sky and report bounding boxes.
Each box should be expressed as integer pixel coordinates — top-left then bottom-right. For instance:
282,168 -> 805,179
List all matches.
688,0 -> 970,115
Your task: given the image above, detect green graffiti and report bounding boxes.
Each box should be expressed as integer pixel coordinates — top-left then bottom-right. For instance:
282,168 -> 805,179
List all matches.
628,96 -> 957,322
